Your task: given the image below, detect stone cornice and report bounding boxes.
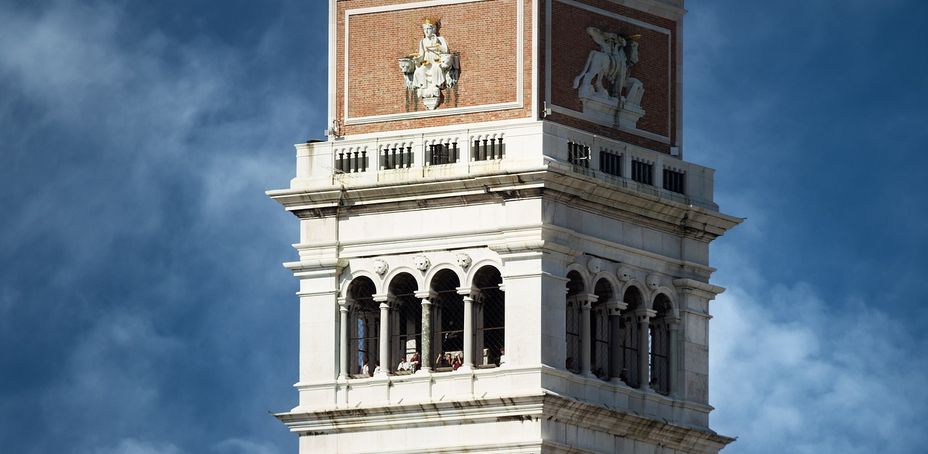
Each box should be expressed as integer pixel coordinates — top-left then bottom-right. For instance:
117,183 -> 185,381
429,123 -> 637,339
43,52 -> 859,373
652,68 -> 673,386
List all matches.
269,168 -> 741,242
275,392 -> 734,452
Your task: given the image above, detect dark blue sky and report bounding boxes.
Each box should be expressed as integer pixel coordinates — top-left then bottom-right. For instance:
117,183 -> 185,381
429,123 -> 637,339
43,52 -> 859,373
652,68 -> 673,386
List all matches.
1,1 -> 925,453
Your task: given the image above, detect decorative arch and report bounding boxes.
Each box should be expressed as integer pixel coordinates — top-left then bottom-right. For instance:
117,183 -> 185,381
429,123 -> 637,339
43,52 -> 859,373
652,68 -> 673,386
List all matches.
424,264 -> 467,291
383,267 -> 425,294
464,259 -> 503,289
339,269 -> 383,299
648,286 -> 680,318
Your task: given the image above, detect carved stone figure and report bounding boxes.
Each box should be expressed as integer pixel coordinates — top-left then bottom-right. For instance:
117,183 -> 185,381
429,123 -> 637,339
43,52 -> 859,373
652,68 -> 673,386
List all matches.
572,26 -> 645,129
398,19 -> 459,111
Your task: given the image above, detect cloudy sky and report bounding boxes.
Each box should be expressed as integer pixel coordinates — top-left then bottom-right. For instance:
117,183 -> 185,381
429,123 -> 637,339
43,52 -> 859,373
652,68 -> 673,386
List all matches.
1,1 -> 925,453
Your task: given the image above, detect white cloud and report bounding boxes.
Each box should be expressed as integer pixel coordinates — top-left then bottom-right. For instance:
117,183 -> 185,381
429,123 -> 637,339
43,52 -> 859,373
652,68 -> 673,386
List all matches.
214,438 -> 282,454
709,247 -> 928,453
93,438 -> 181,454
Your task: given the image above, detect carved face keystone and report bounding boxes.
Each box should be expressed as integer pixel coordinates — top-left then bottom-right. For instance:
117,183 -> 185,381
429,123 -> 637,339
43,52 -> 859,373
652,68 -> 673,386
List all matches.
414,256 -> 431,271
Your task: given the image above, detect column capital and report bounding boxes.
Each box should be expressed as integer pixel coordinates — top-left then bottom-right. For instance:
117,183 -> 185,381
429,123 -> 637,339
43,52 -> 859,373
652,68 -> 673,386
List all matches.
414,290 -> 437,300
337,297 -> 350,310
636,308 -> 657,320
372,293 -> 393,303
606,301 -> 628,314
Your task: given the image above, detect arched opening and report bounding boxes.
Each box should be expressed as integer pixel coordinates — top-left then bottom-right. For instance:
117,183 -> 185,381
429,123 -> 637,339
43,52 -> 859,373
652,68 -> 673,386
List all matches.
565,271 -> 585,373
650,293 -> 674,395
431,269 -> 463,372
388,273 -> 421,374
619,286 -> 643,388
347,276 -> 378,378
591,279 -> 614,380
473,266 -> 504,368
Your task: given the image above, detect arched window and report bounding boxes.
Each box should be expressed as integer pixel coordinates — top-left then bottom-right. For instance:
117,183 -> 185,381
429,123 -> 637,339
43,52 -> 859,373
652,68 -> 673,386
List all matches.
431,269 -> 463,372
473,266 -> 504,367
388,273 -> 421,375
565,271 -> 585,373
347,277 -> 378,378
619,286 -> 643,388
591,279 -> 613,380
650,293 -> 673,395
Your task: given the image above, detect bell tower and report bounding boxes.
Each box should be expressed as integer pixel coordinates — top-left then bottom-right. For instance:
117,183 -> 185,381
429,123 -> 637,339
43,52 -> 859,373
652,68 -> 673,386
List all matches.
270,0 -> 739,452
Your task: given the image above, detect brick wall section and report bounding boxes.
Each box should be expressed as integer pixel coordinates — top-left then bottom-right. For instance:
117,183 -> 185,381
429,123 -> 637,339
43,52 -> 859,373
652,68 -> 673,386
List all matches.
545,0 -> 679,153
336,0 -> 534,135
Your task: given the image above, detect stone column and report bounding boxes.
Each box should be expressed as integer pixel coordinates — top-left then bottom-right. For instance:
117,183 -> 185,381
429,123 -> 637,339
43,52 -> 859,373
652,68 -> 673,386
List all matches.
461,292 -> 475,371
416,291 -> 435,373
638,309 -> 656,391
338,299 -> 350,380
376,297 -> 391,377
580,297 -> 593,376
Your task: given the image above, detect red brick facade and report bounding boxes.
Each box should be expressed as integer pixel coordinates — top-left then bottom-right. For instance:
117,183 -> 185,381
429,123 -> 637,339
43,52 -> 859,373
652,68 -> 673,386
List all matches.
334,0 -> 680,153
542,0 -> 678,152
336,0 -> 534,135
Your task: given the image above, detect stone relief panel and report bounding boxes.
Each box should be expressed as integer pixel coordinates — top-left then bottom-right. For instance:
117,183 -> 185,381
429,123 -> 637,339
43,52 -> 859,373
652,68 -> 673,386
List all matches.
549,0 -> 674,142
342,0 -> 520,120
572,26 -> 645,129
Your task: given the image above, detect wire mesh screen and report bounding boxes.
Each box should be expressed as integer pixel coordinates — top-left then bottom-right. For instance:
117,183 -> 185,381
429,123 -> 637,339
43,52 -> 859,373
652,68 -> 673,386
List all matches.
620,286 -> 644,388
347,277 -> 378,378
591,303 -> 610,379
474,266 -> 504,367
620,314 -> 640,387
650,294 -> 673,395
388,273 -> 420,374
431,269 -> 463,372
565,271 -> 584,373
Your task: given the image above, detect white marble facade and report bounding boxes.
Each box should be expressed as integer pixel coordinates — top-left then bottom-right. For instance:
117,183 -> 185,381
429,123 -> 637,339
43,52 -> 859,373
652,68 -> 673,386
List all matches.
270,0 -> 736,451
269,118 -> 739,453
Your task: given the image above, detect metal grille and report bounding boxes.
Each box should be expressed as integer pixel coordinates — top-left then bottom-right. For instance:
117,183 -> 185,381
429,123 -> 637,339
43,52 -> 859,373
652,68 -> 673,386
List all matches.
474,266 -> 504,367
